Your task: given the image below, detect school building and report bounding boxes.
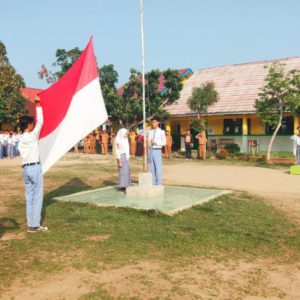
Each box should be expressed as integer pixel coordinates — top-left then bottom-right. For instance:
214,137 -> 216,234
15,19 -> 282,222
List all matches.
164,57 -> 300,153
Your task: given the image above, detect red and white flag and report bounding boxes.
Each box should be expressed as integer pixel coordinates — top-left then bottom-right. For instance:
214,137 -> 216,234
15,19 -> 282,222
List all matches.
38,37 -> 108,173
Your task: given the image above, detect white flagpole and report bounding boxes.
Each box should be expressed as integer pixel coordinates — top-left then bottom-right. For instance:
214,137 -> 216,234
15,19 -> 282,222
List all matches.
140,0 -> 147,172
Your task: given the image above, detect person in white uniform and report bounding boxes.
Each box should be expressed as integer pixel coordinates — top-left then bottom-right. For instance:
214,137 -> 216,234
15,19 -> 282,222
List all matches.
291,125 -> 300,165
148,118 -> 166,185
115,128 -> 131,193
7,132 -> 15,159
19,96 -> 48,233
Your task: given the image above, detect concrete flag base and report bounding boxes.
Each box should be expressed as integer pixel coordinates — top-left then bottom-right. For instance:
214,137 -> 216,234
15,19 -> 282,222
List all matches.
126,172 -> 165,197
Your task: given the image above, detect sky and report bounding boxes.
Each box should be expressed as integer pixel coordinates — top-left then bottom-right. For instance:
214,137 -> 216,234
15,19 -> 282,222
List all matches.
1,0 -> 300,89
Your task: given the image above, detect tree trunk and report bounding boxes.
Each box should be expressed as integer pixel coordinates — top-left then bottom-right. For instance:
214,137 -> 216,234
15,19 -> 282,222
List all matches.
266,111 -> 283,163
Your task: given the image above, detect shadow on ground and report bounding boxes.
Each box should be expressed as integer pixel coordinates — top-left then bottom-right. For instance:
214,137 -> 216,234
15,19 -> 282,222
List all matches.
0,217 -> 20,239
103,180 -> 117,186
42,177 -> 92,223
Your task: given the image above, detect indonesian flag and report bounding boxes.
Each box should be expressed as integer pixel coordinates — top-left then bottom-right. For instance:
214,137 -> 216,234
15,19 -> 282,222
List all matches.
38,37 -> 108,173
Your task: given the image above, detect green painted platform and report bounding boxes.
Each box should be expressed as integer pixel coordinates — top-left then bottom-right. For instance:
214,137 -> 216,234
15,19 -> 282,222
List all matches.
290,165 -> 300,175
55,186 -> 231,215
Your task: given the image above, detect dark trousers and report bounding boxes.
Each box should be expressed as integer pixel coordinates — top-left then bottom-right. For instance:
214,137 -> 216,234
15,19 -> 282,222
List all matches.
95,141 -> 101,154
185,144 -> 192,159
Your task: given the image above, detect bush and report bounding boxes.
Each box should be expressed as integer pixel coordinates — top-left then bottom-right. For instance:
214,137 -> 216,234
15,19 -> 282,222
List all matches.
224,143 -> 241,154
217,148 -> 230,159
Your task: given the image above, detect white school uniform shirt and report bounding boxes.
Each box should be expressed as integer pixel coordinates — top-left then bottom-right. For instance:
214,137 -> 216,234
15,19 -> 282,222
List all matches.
7,136 -> 15,145
291,135 -> 300,146
0,134 -> 3,144
19,107 -> 44,165
14,134 -> 20,143
148,127 -> 166,149
3,134 -> 9,144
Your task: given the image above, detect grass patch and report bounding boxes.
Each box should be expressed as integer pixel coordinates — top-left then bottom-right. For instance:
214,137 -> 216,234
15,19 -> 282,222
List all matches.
1,190 -> 299,291
1,154 -> 299,292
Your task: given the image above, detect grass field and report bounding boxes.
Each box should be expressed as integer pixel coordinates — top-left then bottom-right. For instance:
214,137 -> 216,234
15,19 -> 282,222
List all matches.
0,154 -> 299,299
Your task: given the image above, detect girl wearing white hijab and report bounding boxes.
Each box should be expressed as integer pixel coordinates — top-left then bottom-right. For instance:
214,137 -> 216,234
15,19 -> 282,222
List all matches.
115,128 -> 131,193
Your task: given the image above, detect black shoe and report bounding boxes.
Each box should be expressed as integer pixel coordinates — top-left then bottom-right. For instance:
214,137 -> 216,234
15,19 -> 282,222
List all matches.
119,187 -> 126,194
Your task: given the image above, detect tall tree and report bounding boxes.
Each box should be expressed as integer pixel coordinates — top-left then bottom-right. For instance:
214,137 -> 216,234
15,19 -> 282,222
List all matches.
255,63 -> 300,162
98,64 -> 119,119
289,69 -> 300,116
0,41 -> 27,129
40,46 -> 184,128
39,47 -> 82,83
187,82 -> 219,132
112,68 -> 183,128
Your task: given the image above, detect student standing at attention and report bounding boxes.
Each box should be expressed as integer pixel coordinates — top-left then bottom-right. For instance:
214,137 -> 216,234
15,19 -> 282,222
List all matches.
196,131 -> 207,160
291,125 -> 300,165
128,130 -> 137,157
19,96 -> 48,233
148,118 -> 166,185
164,130 -> 173,158
182,129 -> 194,160
115,128 -> 131,193
101,130 -> 109,155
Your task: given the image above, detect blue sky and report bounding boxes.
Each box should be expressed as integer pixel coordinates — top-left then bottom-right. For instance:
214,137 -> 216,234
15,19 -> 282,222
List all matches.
1,0 -> 300,89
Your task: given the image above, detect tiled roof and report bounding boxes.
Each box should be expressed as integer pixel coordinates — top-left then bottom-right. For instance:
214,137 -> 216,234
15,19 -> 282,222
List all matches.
166,57 -> 300,116
20,87 -> 44,115
117,68 -> 193,96
21,87 -> 44,101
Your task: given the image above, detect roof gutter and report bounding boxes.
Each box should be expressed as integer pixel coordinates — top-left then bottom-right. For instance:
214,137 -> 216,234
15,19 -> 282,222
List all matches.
169,111 -> 257,118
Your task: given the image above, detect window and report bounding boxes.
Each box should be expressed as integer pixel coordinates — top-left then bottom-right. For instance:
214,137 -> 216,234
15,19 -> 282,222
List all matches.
223,118 -> 242,135
265,116 -> 294,135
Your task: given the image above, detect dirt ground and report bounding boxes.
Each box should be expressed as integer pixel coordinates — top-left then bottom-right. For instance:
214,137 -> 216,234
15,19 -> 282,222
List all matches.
164,162 -> 300,224
2,259 -> 300,300
1,154 -> 300,299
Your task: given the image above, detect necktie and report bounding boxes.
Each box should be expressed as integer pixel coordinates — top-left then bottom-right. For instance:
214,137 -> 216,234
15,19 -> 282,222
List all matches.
152,130 -> 157,148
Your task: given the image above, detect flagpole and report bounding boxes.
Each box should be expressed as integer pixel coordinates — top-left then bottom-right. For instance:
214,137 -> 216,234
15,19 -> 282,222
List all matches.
140,0 -> 147,172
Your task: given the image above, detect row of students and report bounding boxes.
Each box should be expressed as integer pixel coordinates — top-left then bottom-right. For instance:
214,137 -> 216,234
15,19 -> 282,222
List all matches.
0,131 -> 22,159
127,128 -> 208,160
82,130 -> 110,155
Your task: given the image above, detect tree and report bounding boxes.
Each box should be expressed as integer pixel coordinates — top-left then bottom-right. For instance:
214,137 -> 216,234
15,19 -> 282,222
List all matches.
40,46 -> 184,128
0,41 -> 27,129
39,47 -> 82,83
187,82 -> 219,132
39,47 -> 121,117
105,68 -> 183,128
289,69 -> 300,116
255,63 -> 300,162
98,64 -> 119,119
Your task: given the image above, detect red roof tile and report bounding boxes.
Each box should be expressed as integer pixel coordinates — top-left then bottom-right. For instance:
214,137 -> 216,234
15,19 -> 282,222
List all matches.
21,87 -> 44,102
20,87 -> 44,116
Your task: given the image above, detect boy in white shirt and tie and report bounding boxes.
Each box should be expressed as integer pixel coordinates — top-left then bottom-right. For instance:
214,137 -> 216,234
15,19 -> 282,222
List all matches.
19,96 -> 48,233
291,125 -> 300,165
148,118 -> 166,185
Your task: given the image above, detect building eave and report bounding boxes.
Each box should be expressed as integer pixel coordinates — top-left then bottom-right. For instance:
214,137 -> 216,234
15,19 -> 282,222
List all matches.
169,111 -> 257,118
